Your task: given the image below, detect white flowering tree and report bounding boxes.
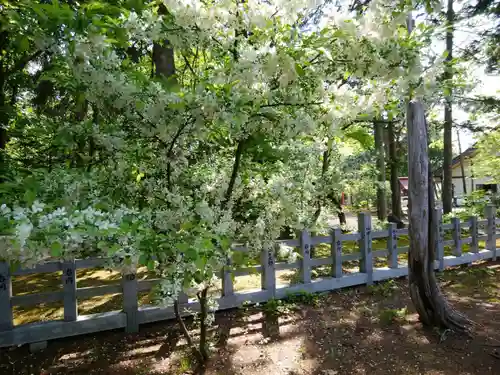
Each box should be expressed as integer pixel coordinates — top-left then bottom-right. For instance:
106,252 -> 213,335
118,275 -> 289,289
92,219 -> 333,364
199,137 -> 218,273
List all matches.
0,0 -> 442,363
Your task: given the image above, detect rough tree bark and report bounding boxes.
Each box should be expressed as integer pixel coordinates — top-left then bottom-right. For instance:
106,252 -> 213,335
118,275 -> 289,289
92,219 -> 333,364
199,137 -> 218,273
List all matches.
388,121 -> 403,218
442,0 -> 454,214
374,121 -> 387,221
407,100 -> 470,332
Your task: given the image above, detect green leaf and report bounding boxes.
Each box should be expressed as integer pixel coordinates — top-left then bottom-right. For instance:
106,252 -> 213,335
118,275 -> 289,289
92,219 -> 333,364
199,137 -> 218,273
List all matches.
195,256 -> 206,270
23,190 -> 36,205
180,222 -> 193,231
345,129 -> 374,148
185,247 -> 198,260
176,242 -> 189,252
19,36 -> 30,53
139,253 -> 148,266
51,241 -> 62,257
147,260 -> 155,271
295,63 -> 305,77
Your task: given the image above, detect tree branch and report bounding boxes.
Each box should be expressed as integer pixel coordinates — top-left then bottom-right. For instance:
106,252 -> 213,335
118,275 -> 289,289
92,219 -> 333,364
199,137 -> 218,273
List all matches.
221,140 -> 245,211
173,300 -> 204,363
259,101 -> 323,108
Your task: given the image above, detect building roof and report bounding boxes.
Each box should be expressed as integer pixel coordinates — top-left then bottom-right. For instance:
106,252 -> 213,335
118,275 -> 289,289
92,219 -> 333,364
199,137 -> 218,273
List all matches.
399,177 -> 408,192
433,146 -> 477,177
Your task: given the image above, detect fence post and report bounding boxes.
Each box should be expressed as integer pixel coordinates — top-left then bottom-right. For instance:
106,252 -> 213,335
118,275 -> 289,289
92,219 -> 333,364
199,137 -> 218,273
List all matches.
331,228 -> 343,278
62,260 -> 78,321
178,292 -> 189,304
261,247 -> 276,296
387,223 -> 398,269
221,256 -> 234,297
486,205 -> 497,261
300,230 -> 312,284
358,213 -> 373,285
469,216 -> 479,253
122,272 -> 138,333
451,217 -> 462,257
435,208 -> 445,271
0,262 -> 13,332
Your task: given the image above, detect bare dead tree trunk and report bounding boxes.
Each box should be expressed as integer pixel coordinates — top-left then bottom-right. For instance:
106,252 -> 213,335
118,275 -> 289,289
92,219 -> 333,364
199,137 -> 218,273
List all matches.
374,121 -> 387,221
407,101 -> 470,332
442,0 -> 454,214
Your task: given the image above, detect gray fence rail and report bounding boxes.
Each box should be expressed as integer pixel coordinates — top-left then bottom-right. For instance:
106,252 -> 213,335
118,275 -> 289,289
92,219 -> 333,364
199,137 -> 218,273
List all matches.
0,206 -> 498,349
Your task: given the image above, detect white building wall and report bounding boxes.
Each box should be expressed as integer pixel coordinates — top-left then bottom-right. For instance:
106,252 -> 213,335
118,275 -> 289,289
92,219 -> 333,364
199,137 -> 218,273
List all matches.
451,158 -> 498,198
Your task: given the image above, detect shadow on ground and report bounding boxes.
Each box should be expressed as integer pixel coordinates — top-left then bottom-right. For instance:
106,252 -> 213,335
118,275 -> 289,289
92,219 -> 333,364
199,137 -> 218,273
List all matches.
1,262 -> 500,375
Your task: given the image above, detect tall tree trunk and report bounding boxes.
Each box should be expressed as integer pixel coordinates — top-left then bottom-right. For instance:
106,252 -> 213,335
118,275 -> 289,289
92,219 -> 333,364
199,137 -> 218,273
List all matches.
152,4 -> 176,81
0,84 -> 7,182
456,129 -> 467,195
389,121 -> 403,218
374,121 -> 387,221
407,100 -> 470,332
442,0 -> 454,214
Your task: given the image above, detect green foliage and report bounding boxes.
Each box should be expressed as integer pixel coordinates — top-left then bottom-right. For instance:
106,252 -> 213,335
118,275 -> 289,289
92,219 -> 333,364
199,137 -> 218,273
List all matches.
0,0 -> 456,362
368,279 -> 398,297
473,130 -> 500,184
379,306 -> 408,325
262,291 -> 324,315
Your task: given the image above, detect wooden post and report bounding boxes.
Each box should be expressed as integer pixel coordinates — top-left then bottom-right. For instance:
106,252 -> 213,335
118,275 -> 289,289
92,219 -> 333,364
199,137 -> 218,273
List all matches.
0,262 -> 13,332
486,205 -> 497,260
469,216 -> 479,253
221,257 -> 234,297
451,217 -> 462,257
300,230 -> 312,284
387,223 -> 398,269
435,208 -> 445,271
122,272 -> 138,333
178,292 -> 189,304
358,213 -> 373,285
62,260 -> 78,321
261,247 -> 276,296
331,228 -> 343,278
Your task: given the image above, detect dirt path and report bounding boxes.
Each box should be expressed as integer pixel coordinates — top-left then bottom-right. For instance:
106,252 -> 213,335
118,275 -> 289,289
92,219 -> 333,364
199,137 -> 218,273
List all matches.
1,262 -> 500,375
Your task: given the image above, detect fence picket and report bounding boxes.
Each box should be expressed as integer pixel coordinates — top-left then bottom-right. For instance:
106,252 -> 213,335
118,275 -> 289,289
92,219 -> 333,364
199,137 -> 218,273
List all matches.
469,216 -> 479,253
387,223 -> 398,269
0,262 -> 13,332
178,292 -> 189,304
62,260 -> 78,322
122,273 -> 138,333
358,213 -> 373,285
1,205 -> 498,349
261,247 -> 276,296
221,257 -> 234,297
486,205 -> 497,261
300,230 -> 312,284
451,217 -> 462,257
331,228 -> 342,278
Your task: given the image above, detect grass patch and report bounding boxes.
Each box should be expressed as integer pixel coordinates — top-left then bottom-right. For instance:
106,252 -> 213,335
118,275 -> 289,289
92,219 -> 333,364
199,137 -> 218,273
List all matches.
379,306 -> 409,325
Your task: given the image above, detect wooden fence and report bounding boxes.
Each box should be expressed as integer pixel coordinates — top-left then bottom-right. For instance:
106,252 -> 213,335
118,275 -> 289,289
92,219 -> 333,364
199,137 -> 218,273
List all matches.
0,206 -> 498,349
